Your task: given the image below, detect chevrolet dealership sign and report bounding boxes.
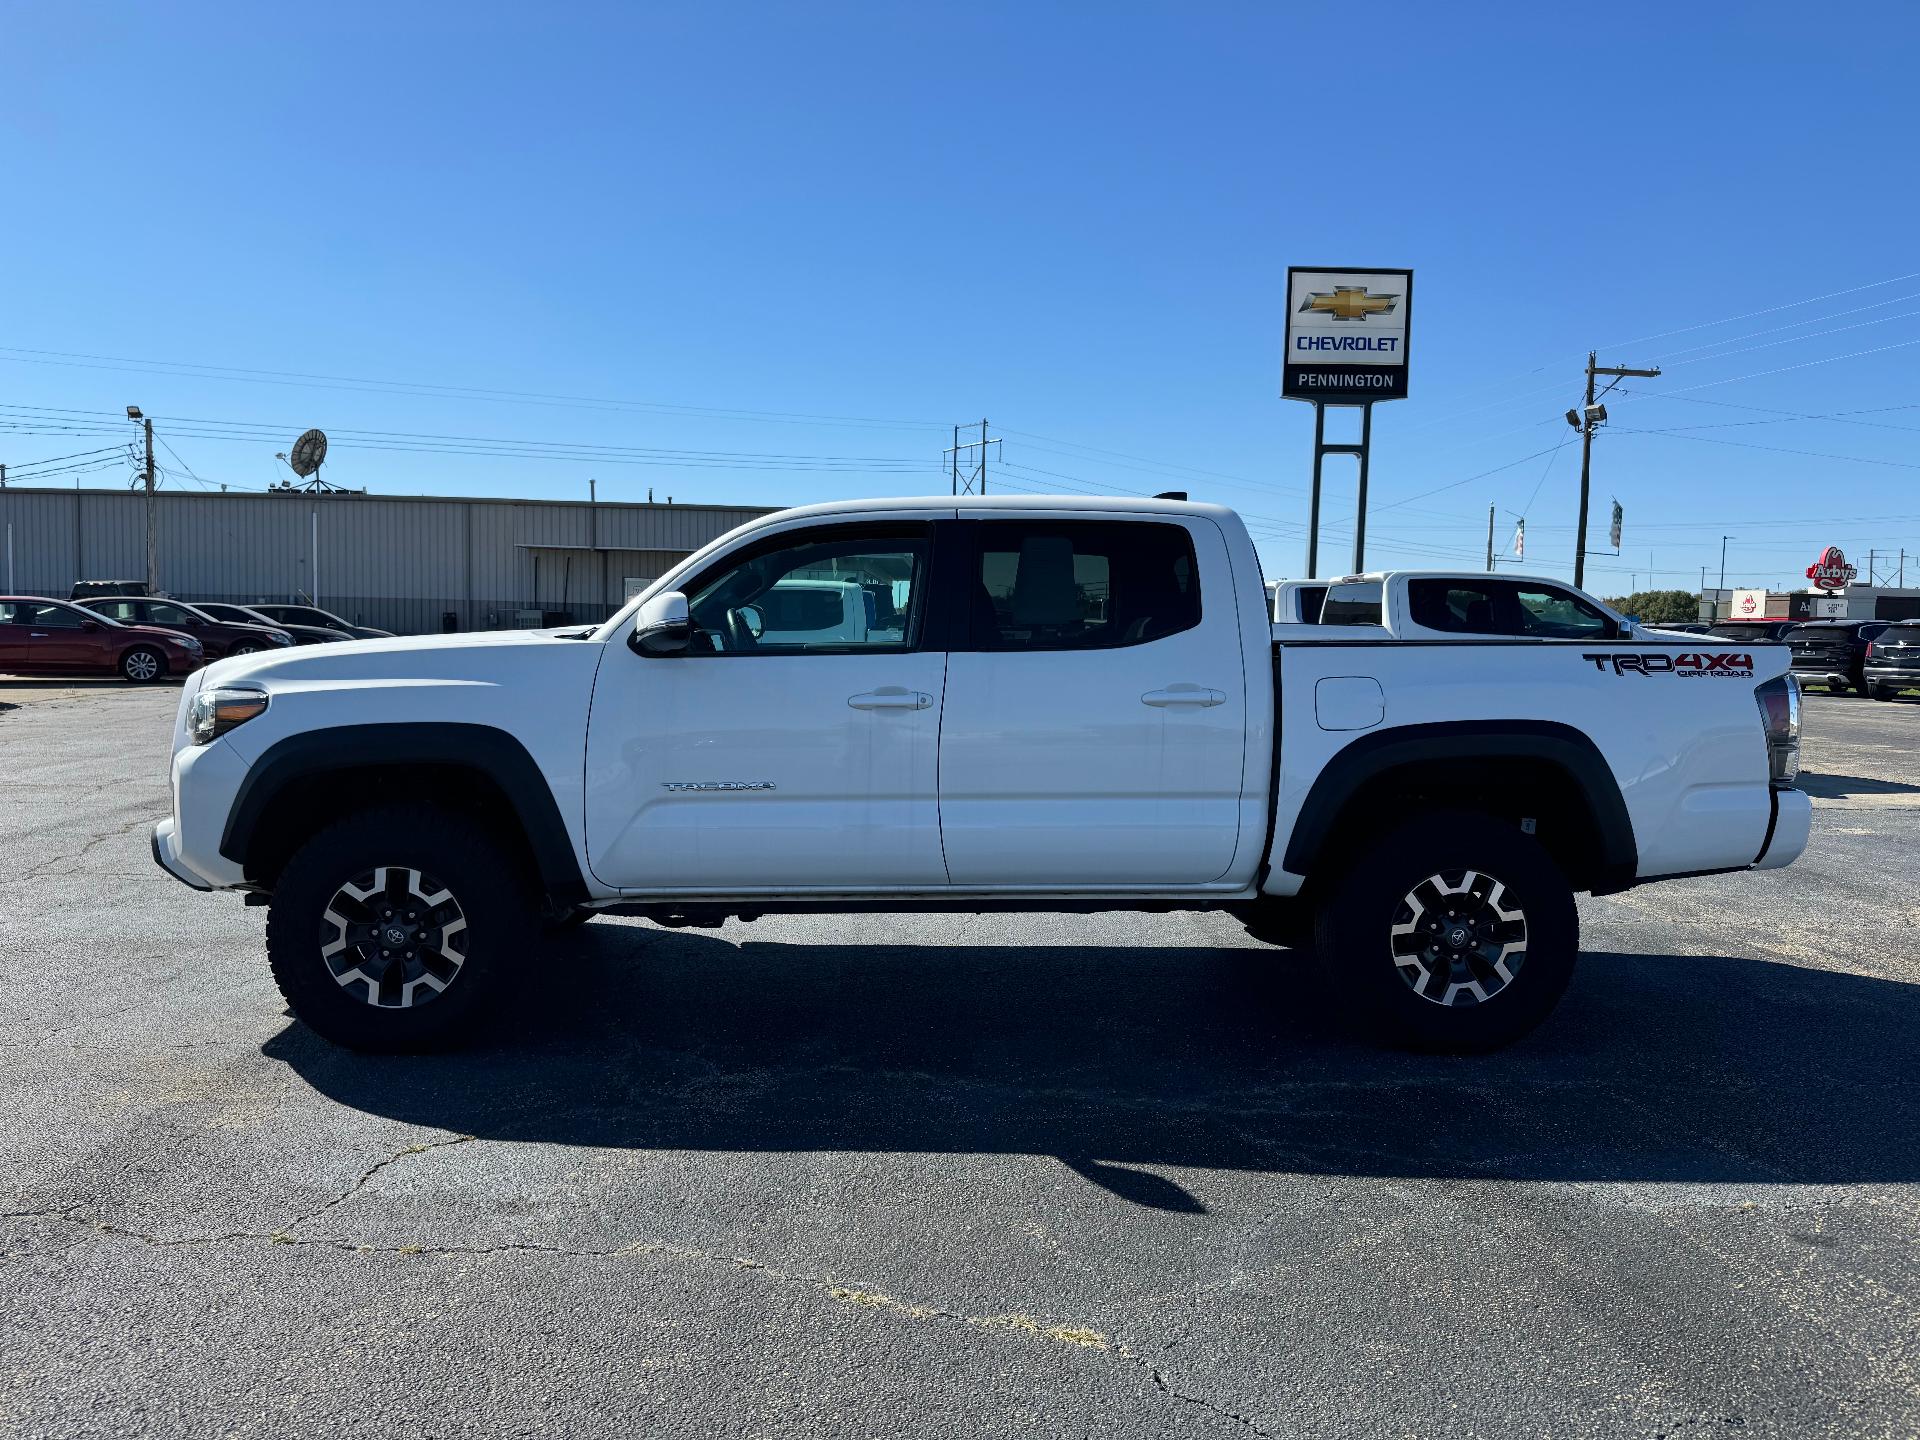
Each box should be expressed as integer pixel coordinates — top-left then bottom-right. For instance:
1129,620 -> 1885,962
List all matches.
1283,266 -> 1413,403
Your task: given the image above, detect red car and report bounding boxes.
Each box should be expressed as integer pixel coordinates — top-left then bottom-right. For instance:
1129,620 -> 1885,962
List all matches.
0,597 -> 205,683
75,596 -> 296,660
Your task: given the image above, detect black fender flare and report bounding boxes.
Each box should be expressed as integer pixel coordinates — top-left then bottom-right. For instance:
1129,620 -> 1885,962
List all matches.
219,722 -> 587,906
1279,719 -> 1637,889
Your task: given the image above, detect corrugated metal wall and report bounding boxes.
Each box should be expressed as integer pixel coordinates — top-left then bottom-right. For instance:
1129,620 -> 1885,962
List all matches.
0,489 -> 771,634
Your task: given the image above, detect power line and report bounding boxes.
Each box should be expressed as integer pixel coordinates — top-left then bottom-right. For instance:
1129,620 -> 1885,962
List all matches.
0,346 -> 946,432
1643,291 -> 1920,365
1649,306 -> 1920,370
1612,390 -> 1920,436
0,403 -> 934,474
1371,443 -> 1572,513
2,444 -> 130,472
1649,335 -> 1920,397
1611,426 -> 1920,471
1600,270 -> 1920,350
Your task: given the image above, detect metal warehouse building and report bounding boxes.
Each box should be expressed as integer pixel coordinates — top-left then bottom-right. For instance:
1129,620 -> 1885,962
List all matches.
0,487 -> 774,634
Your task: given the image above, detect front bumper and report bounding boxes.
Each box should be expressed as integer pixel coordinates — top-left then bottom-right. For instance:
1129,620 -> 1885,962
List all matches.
151,818 -> 211,890
152,737 -> 252,890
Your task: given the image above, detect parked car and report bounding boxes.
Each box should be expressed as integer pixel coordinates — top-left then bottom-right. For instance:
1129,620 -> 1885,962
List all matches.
76,597 -> 295,661
1865,621 -> 1920,700
242,603 -> 393,640
1708,620 -> 1798,644
1647,621 -> 1710,635
1783,619 -> 1890,695
190,602 -> 344,646
69,579 -> 151,601
152,496 -> 1808,1057
0,596 -> 204,682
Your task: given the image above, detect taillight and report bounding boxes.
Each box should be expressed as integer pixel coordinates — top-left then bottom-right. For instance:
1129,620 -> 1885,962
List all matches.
1865,642 -> 1877,658
1755,674 -> 1801,788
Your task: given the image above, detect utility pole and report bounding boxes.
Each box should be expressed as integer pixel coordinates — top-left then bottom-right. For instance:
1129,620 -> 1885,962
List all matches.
946,419 -> 999,496
1569,352 -> 1660,588
1485,505 -> 1495,572
128,406 -> 156,592
1719,535 -> 1733,592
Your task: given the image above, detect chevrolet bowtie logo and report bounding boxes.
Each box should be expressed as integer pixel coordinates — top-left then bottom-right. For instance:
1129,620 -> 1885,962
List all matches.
1299,286 -> 1399,321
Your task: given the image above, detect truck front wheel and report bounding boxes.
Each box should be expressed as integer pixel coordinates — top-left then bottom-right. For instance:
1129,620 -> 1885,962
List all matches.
1313,810 -> 1578,1053
266,806 -> 534,1052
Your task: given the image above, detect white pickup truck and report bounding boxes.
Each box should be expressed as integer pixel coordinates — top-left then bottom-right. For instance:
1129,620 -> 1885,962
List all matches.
153,496 -> 1810,1055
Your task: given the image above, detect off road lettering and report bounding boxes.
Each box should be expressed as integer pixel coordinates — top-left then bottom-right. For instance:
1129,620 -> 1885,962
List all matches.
1582,652 -> 1753,677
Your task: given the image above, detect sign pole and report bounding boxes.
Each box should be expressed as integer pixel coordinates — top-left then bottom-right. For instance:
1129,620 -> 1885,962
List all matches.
1307,405 -> 1325,577
1352,402 -> 1373,573
1282,267 -> 1410,579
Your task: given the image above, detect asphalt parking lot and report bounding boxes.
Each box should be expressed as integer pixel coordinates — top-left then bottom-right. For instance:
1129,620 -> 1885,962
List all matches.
3,682 -> 1918,1438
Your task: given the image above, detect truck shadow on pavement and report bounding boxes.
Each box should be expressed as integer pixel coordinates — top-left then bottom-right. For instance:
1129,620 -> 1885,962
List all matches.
265,930 -> 1920,1211
1796,771 -> 1920,799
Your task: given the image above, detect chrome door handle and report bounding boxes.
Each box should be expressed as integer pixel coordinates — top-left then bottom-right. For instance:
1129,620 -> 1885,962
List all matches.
1142,686 -> 1226,708
29,631 -> 49,638
848,688 -> 932,710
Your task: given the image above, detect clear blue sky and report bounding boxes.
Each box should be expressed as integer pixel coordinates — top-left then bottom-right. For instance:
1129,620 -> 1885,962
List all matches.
5,2 -> 1918,596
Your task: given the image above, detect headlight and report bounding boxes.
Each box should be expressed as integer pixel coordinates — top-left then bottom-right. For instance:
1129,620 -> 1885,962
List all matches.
188,686 -> 269,745
270,631 -> 294,646
180,636 -> 203,652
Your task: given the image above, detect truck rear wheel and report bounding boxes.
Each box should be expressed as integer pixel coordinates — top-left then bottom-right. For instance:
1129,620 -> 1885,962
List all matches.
1313,810 -> 1578,1053
266,806 -> 534,1052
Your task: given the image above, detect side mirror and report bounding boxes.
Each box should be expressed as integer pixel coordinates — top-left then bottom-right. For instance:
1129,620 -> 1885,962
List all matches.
630,591 -> 692,655
80,618 -> 101,631
1617,619 -> 1636,640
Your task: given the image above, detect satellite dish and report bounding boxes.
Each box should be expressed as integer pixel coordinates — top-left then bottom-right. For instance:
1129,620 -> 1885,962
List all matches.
288,429 -> 329,477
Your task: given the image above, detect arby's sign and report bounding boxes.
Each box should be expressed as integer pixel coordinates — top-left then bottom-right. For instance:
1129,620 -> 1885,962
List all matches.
1806,546 -> 1858,591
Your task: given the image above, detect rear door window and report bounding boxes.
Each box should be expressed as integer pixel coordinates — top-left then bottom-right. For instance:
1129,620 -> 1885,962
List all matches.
22,602 -> 84,628
1318,581 -> 1383,626
1407,580 -> 1502,633
965,521 -> 1199,651
1512,586 -> 1617,639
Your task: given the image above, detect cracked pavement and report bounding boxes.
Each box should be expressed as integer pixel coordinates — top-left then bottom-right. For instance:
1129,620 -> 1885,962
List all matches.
2,682 -> 1918,1437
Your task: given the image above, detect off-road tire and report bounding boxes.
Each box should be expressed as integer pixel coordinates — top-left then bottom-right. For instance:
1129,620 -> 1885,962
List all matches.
1313,809 -> 1578,1054
266,805 -> 535,1052
546,906 -> 596,933
120,646 -> 166,684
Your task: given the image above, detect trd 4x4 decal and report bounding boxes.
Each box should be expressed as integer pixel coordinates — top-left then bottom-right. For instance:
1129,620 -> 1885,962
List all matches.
1582,652 -> 1755,678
